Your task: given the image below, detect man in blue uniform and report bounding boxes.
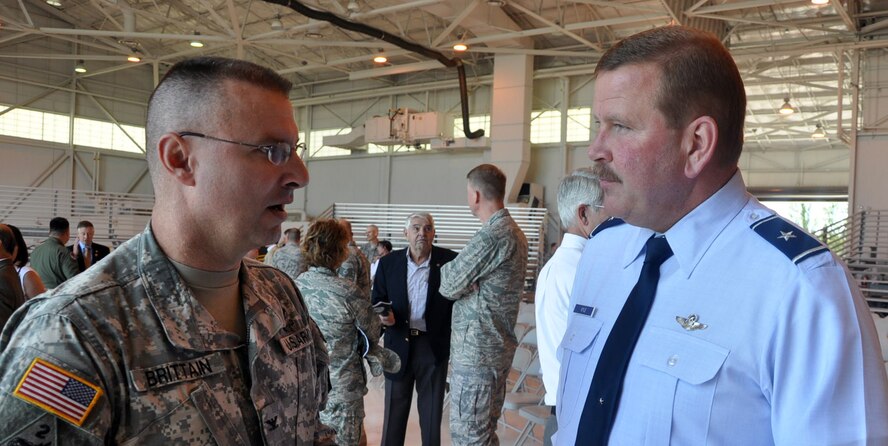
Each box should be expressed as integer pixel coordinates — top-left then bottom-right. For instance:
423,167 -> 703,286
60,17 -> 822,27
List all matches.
555,26 -> 888,445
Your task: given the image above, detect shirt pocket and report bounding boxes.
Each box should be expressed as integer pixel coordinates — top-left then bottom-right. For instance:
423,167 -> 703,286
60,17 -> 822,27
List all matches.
122,381 -> 246,446
556,315 -> 603,427
633,326 -> 729,444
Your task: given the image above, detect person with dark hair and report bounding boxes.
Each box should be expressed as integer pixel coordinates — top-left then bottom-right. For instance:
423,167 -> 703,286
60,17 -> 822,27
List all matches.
555,26 -> 888,445
296,219 -> 400,446
0,57 -> 334,444
369,240 -> 393,284
67,220 -> 111,272
373,213 -> 457,446
0,224 -> 26,329
28,216 -> 78,289
269,227 -> 307,281
8,225 -> 46,299
440,163 -> 529,445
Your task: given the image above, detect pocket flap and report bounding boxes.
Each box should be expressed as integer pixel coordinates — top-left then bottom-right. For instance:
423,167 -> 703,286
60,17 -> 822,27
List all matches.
559,316 -> 604,353
636,326 -> 728,385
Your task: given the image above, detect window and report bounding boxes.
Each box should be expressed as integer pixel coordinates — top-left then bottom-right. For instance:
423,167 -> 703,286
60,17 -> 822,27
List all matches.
73,118 -> 113,150
368,144 -> 388,154
112,125 -> 146,153
308,128 -> 351,158
566,107 -> 591,142
530,110 -> 561,144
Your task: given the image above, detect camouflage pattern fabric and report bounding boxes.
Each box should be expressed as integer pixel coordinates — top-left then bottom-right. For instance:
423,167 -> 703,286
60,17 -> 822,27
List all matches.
440,208 -> 528,446
296,266 -> 399,446
337,243 -> 371,300
269,243 -> 307,282
319,399 -> 365,446
360,241 -> 379,266
449,364 -> 510,446
440,208 -> 529,370
0,224 -> 335,446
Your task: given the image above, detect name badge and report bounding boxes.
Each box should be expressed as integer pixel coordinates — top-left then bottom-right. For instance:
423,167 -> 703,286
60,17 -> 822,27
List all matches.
573,304 -> 596,317
279,326 -> 312,356
130,353 -> 225,391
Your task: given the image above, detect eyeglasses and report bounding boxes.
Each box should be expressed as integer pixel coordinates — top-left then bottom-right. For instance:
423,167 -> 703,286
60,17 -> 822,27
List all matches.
177,132 -> 306,166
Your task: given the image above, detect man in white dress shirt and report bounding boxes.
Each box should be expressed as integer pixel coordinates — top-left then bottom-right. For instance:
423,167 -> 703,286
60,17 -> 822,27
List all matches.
556,25 -> 888,445
534,168 -> 609,446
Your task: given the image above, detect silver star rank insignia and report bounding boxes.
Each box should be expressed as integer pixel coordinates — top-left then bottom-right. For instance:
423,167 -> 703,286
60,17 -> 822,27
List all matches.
777,230 -> 796,242
676,314 -> 708,331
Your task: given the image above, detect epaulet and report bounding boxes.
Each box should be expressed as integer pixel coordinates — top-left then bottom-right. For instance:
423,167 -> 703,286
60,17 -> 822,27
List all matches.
590,217 -> 625,238
750,214 -> 828,264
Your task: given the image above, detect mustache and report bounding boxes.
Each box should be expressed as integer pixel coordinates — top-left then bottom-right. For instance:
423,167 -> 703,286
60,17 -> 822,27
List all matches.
592,164 -> 621,183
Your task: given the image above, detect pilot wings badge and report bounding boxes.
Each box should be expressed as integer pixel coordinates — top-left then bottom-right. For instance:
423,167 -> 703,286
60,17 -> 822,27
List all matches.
676,314 -> 708,331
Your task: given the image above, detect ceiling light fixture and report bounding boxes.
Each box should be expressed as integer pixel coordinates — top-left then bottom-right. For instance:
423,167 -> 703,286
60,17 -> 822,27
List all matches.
189,32 -> 205,48
46,0 -> 62,7
270,15 -> 283,31
811,0 -> 829,5
453,34 -> 468,52
347,0 -> 360,12
74,60 -> 87,73
778,97 -> 795,115
127,54 -> 141,62
486,0 -> 506,6
305,31 -> 324,39
812,123 -> 827,138
373,54 -> 388,64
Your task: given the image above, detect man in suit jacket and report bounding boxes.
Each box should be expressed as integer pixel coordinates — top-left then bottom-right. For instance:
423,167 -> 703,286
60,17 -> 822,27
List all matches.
67,220 -> 111,272
372,212 -> 457,446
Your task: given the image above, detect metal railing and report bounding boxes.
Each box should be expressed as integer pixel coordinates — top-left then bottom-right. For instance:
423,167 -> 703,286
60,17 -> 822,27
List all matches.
818,210 -> 888,314
0,185 -> 154,250
327,202 -> 548,291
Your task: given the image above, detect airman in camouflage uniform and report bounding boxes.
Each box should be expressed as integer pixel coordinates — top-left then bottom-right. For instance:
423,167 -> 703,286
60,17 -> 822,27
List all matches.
297,266 -> 399,446
337,220 -> 371,299
270,229 -> 307,282
0,57 -> 334,445
441,164 -> 529,446
360,224 -> 380,265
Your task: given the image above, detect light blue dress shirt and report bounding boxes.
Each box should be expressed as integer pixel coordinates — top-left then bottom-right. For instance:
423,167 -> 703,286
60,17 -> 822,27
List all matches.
555,172 -> 888,445
406,249 -> 430,331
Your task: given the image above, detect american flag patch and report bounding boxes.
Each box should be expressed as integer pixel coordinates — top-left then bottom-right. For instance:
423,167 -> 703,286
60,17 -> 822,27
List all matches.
13,358 -> 103,426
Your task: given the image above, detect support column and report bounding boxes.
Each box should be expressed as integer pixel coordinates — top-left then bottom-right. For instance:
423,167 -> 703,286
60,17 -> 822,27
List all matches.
852,49 -> 888,211
489,54 -> 532,203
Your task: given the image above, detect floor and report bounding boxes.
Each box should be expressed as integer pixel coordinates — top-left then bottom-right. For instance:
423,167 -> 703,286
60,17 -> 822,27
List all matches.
361,373 -> 540,446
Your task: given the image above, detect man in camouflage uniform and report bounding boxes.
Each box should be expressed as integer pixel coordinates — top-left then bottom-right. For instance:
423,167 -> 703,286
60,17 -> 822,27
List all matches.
0,57 -> 334,445
338,219 -> 371,299
270,227 -> 307,281
441,164 -> 529,446
360,224 -> 380,265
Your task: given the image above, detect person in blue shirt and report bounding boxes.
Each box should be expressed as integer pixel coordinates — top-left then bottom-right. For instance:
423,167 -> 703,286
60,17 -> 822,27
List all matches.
555,25 -> 888,445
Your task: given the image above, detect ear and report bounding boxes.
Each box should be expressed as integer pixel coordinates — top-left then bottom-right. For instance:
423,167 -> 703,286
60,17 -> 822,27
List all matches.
682,115 -> 718,179
576,204 -> 588,225
157,133 -> 196,186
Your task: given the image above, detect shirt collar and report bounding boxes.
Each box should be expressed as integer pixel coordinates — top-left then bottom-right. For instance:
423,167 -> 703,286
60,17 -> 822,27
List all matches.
621,171 -> 751,279
406,248 -> 431,268
560,232 -> 588,250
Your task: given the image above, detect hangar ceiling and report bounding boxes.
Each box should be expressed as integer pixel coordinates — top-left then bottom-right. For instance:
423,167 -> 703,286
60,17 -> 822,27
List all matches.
1,0 -> 887,187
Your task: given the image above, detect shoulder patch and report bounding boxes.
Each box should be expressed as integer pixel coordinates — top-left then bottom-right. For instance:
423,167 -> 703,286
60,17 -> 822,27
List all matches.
751,215 -> 828,264
13,358 -> 103,426
590,217 -> 625,237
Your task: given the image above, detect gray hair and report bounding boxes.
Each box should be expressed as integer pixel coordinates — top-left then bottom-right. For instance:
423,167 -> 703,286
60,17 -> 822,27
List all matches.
557,167 -> 603,229
404,212 -> 435,230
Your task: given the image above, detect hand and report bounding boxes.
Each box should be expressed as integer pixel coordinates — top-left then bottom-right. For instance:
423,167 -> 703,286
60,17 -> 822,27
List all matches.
379,312 -> 395,326
71,243 -> 80,260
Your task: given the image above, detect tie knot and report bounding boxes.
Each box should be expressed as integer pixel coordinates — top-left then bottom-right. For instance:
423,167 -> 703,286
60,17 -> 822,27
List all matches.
644,236 -> 673,267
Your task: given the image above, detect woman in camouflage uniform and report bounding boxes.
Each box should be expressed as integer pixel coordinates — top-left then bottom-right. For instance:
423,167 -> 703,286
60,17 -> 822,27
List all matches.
296,219 -> 387,446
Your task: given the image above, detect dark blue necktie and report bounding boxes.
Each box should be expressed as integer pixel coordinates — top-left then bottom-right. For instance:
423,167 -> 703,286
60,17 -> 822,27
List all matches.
575,235 -> 674,445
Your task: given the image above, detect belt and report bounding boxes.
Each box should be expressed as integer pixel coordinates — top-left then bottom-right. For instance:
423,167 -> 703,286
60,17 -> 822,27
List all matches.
409,328 -> 426,337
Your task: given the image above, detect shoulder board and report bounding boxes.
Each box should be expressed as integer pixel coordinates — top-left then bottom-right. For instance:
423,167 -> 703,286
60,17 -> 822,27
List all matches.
750,215 -> 828,264
590,217 -> 625,238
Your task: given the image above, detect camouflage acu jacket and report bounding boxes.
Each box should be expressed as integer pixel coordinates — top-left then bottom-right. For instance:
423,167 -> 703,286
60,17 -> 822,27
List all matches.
270,243 -> 307,282
337,244 -> 371,299
0,224 -> 333,445
440,208 -> 529,369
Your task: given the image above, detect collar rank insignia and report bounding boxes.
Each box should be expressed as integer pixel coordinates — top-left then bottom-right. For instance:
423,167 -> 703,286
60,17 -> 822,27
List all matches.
676,314 -> 708,331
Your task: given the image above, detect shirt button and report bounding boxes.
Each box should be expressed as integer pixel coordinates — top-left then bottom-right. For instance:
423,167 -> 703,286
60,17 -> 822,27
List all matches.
599,397 -> 605,405
667,354 -> 679,367
748,212 -> 759,222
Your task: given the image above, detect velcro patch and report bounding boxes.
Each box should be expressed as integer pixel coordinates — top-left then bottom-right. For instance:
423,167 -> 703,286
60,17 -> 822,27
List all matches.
129,353 -> 224,392
13,358 -> 103,426
279,326 -> 312,356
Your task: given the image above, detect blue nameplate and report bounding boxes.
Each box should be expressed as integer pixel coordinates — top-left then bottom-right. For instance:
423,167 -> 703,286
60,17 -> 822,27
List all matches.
573,304 -> 596,317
